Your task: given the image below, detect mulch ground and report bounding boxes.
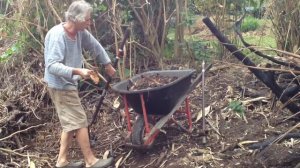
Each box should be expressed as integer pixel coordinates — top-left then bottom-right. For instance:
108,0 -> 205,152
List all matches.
8,59 -> 298,168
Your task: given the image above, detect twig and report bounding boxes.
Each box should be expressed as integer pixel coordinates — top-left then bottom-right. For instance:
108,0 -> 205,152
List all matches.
170,117 -> 191,133
0,17 -> 48,32
258,122 -> 300,156
241,97 -> 269,105
278,93 -> 300,111
0,148 -> 36,157
23,24 -> 44,50
235,29 -> 300,70
0,124 -> 46,141
215,60 -> 300,74
120,150 -> 132,166
206,118 -> 222,137
141,75 -> 161,85
254,46 -> 300,60
254,112 -> 272,128
46,0 -> 62,23
154,150 -> 168,167
279,111 -> 300,125
141,157 -> 158,168
127,78 -> 136,90
96,73 -> 107,84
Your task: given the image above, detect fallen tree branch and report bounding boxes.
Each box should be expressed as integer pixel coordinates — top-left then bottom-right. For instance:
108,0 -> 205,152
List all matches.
202,17 -> 300,113
235,30 -> 300,71
255,46 -> 300,60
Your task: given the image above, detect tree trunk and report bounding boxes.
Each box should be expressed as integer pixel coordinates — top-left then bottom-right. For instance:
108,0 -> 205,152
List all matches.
174,0 -> 185,59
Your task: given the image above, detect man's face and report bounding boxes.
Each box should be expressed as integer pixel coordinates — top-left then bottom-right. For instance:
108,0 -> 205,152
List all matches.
76,13 -> 92,31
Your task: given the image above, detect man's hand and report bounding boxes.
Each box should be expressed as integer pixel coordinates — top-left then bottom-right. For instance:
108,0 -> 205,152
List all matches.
73,68 -> 93,79
105,64 -> 116,77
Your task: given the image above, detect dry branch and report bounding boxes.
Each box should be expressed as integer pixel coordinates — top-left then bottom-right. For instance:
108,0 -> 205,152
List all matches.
203,17 -> 300,114
235,30 -> 300,70
0,124 -> 46,142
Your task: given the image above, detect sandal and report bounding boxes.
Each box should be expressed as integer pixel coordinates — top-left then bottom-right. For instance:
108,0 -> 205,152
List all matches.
55,161 -> 84,168
87,158 -> 113,168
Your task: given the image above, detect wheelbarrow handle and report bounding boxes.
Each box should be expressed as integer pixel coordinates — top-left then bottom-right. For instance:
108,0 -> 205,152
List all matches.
89,29 -> 130,126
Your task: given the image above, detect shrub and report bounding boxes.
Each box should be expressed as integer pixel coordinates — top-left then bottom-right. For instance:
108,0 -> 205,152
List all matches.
241,16 -> 260,32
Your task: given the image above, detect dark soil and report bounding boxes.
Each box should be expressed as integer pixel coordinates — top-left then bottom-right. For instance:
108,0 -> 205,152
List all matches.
128,74 -> 178,91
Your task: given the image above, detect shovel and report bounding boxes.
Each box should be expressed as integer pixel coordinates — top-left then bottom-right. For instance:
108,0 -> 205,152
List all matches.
88,30 -> 130,145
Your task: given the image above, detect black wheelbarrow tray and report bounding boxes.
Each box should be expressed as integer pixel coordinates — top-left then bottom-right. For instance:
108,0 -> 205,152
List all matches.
111,66 -> 211,149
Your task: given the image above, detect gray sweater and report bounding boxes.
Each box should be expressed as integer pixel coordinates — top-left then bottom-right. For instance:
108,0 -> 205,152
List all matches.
44,23 -> 111,90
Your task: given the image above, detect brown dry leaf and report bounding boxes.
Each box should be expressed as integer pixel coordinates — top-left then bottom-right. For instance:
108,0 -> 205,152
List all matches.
90,71 -> 100,84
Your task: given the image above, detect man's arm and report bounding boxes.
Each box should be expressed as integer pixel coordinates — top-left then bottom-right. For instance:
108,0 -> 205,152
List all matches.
45,39 -> 74,79
81,30 -> 111,64
81,30 -> 115,76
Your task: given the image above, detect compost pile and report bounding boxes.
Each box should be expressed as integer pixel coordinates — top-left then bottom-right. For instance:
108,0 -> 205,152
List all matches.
128,74 -> 178,91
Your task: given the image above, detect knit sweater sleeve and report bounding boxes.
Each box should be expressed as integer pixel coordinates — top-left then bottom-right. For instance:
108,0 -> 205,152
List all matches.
45,36 -> 73,79
81,30 -> 111,65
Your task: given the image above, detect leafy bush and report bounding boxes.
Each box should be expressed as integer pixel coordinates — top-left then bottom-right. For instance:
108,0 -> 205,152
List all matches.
241,16 -> 260,32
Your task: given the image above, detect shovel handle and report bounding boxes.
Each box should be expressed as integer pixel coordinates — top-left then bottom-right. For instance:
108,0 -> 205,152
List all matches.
90,29 -> 130,126
111,29 -> 131,69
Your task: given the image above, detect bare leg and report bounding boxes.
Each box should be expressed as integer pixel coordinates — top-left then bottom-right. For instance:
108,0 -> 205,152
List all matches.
76,127 -> 98,167
56,131 -> 73,166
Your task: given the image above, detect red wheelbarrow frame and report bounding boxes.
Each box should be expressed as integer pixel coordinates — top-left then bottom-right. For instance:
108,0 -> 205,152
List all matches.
122,94 -> 193,148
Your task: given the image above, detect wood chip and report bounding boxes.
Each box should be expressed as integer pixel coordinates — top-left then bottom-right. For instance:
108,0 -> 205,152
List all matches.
90,71 -> 100,84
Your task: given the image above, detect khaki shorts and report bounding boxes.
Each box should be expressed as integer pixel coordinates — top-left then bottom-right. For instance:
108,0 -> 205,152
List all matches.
48,87 -> 88,132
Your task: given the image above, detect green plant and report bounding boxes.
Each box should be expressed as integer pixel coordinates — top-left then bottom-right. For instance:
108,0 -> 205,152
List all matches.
229,100 -> 245,117
185,39 -> 211,61
0,41 -> 24,62
183,11 -> 196,27
241,16 -> 260,32
163,39 -> 174,59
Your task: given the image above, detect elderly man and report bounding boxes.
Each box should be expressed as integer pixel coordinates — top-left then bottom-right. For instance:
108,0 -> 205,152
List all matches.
44,0 -> 115,167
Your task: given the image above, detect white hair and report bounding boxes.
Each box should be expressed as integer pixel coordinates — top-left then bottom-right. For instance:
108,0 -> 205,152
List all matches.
65,0 -> 92,22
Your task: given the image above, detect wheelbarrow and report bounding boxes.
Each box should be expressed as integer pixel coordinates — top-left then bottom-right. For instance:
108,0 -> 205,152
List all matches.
111,65 -> 211,149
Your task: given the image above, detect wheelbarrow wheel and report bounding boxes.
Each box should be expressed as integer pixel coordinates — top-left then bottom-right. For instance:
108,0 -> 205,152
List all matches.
131,115 -> 155,148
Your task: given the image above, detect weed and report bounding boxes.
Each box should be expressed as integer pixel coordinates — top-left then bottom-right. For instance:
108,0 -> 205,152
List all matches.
229,100 -> 245,117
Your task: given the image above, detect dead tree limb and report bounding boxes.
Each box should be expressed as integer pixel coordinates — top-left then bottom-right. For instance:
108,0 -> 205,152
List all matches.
235,30 -> 300,70
202,17 -> 300,113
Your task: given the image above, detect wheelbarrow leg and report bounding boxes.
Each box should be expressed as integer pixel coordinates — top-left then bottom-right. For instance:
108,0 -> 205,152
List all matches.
140,94 -> 151,134
185,97 -> 192,131
122,95 -> 132,132
169,97 -> 192,133
129,94 -> 158,148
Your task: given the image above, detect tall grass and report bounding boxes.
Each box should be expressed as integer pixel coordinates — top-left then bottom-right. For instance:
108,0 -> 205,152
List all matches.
241,16 -> 262,32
